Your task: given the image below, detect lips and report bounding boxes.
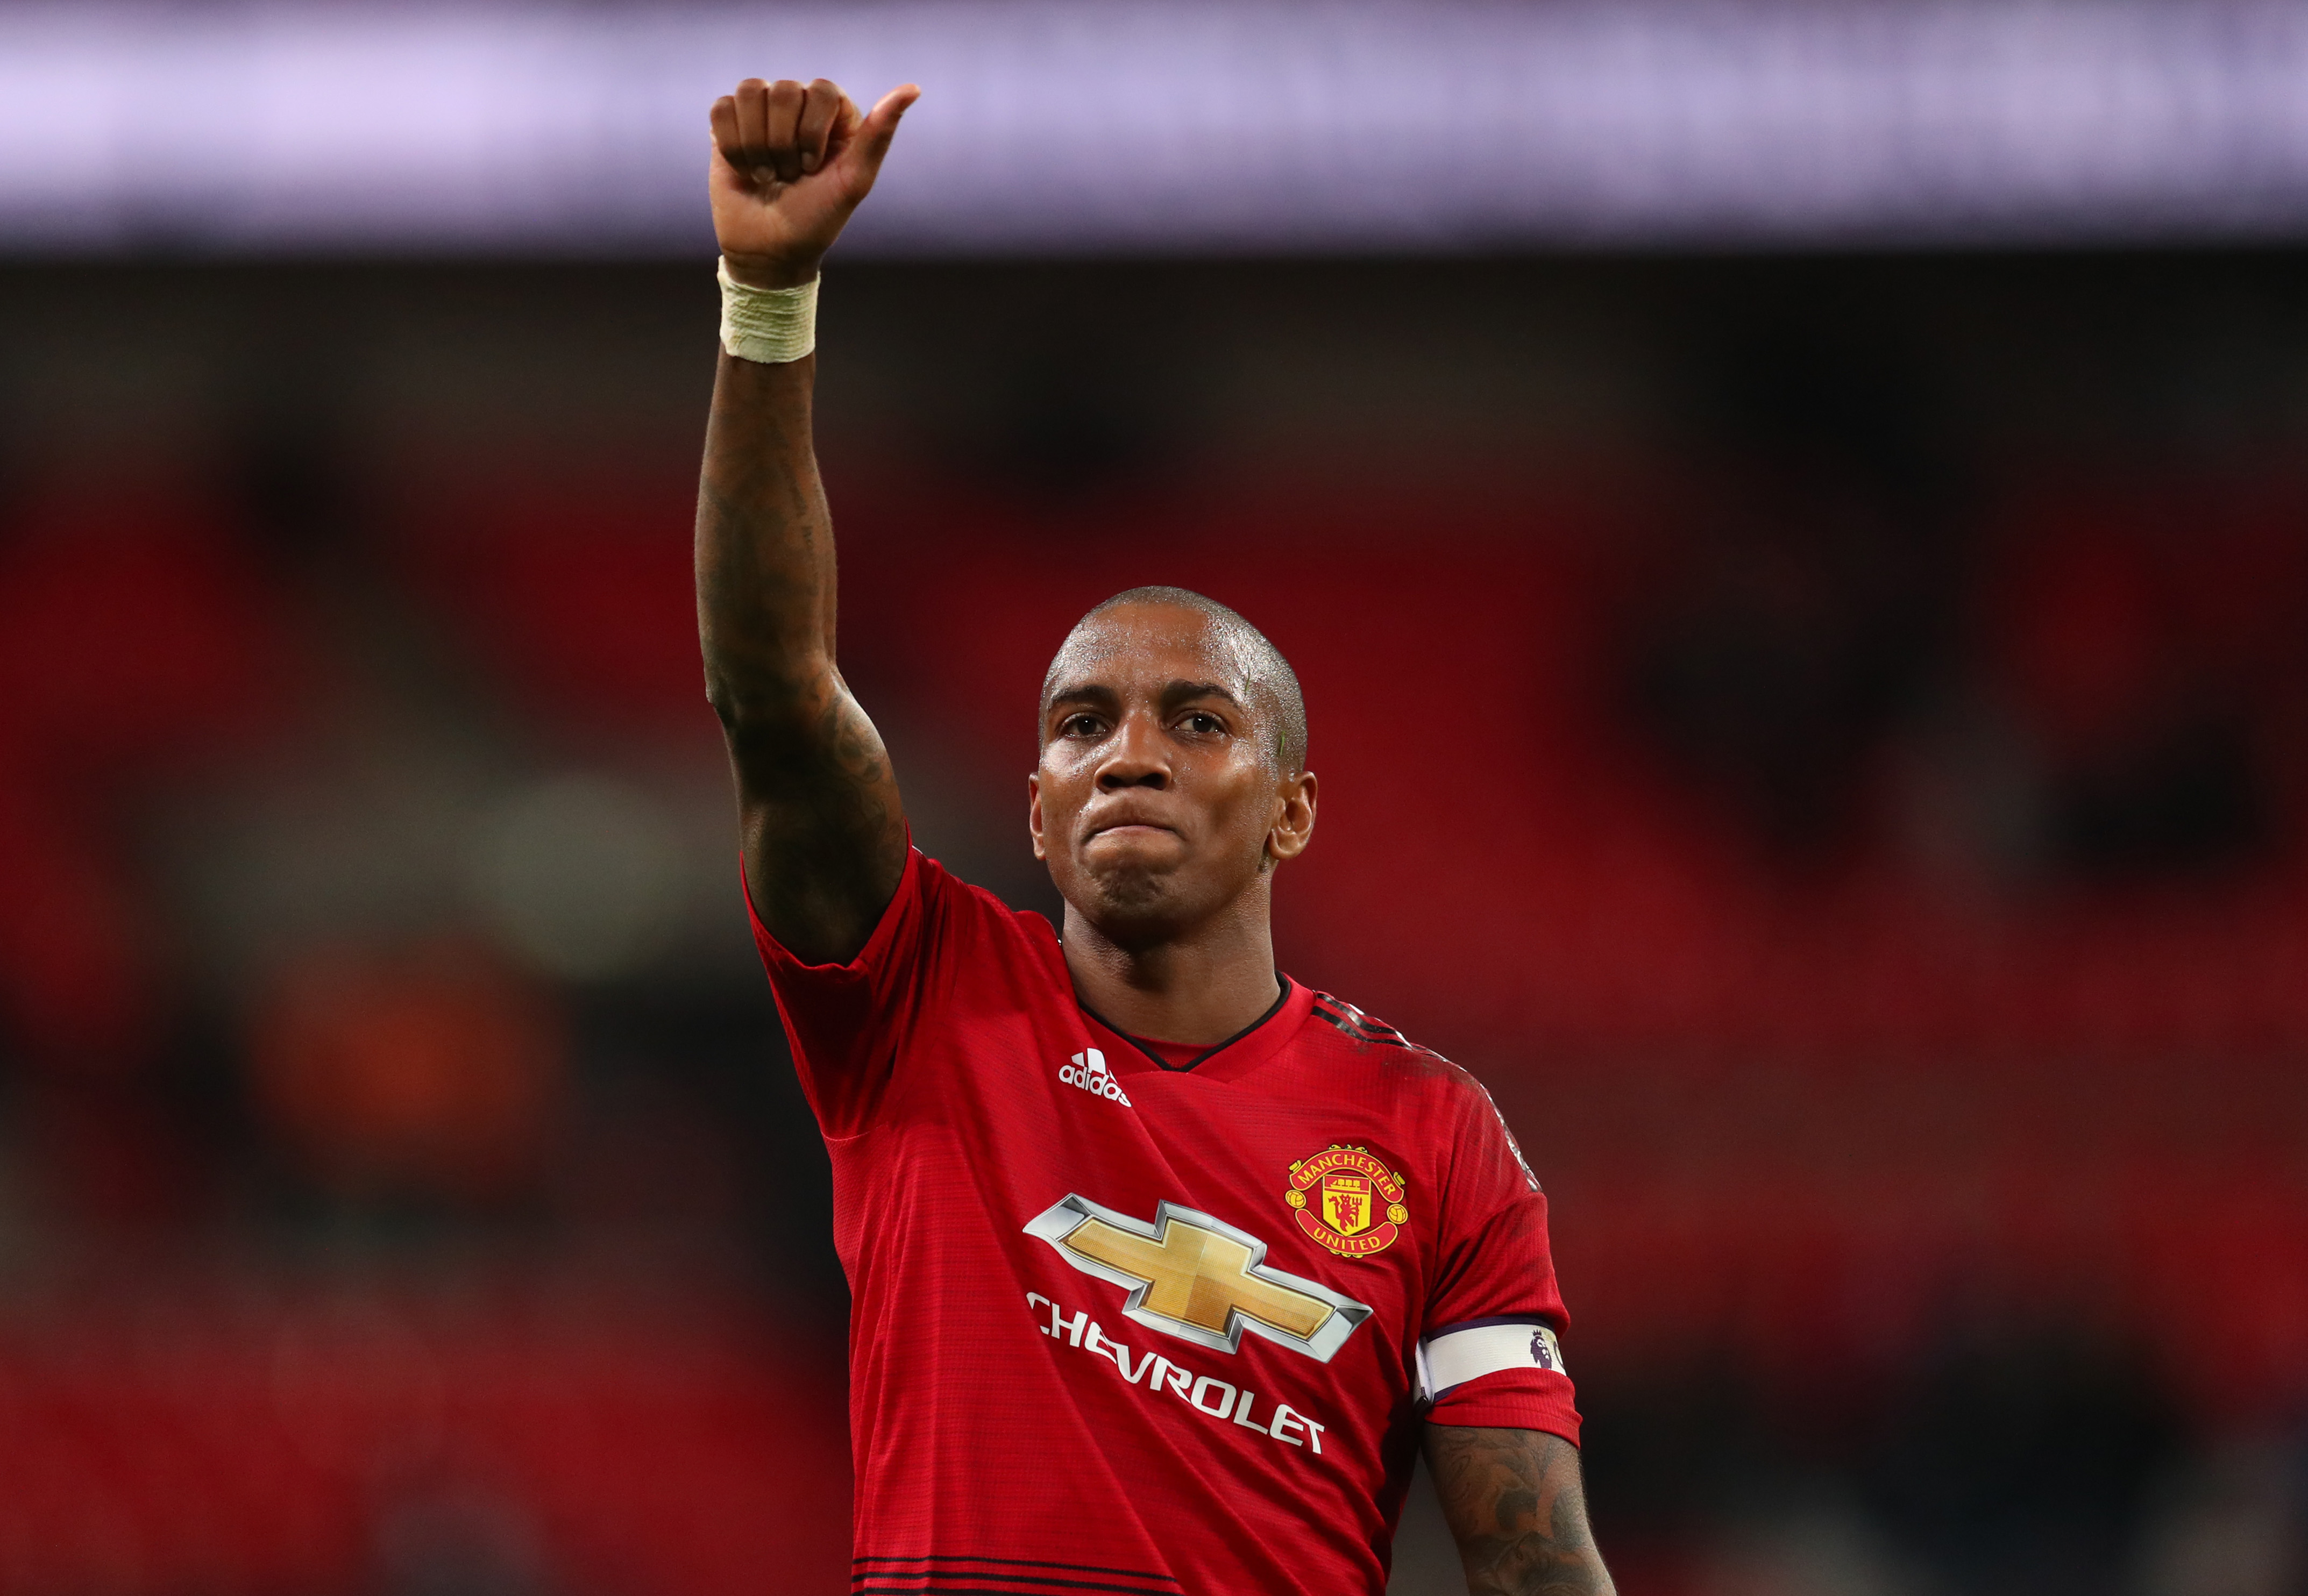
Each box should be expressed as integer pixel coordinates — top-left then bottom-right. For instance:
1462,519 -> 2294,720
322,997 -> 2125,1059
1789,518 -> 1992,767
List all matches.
1084,809 -> 1179,841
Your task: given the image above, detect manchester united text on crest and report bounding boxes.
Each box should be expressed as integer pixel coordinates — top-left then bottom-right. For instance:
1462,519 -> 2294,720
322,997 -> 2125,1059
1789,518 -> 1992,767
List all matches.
1284,1145 -> 1408,1258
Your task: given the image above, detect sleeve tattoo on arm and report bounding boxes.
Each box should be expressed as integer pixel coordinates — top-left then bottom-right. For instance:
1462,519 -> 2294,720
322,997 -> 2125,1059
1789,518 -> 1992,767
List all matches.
696,75 -> 917,966
1423,1426 -> 1616,1596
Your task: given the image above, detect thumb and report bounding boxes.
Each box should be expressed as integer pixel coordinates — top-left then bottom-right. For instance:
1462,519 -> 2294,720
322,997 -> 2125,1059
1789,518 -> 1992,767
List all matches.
844,83 -> 920,188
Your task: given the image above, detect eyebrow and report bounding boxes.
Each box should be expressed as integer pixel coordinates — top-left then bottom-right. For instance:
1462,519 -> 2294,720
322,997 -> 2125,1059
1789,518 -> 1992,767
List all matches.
1045,682 -> 1120,714
1043,679 -> 1247,719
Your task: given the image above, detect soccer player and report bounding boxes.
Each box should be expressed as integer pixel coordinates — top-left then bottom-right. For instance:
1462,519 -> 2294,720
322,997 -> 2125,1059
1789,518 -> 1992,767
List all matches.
697,76 -> 1616,1596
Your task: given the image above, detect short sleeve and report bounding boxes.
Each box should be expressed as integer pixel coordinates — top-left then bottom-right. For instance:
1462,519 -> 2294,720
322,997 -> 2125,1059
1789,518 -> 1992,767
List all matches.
744,845 -> 939,1139
1419,1078 -> 1583,1443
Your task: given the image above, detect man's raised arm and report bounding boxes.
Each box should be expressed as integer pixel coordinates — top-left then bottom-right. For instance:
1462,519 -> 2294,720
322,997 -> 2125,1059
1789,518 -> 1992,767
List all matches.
696,76 -> 919,965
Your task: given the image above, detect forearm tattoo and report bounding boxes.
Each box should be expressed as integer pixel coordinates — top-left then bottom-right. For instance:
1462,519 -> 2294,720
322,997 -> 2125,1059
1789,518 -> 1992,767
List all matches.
696,355 -> 907,963
1423,1426 -> 1615,1596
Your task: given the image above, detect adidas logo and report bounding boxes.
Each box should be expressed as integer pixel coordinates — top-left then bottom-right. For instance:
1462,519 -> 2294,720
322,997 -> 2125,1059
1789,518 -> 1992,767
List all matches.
1057,1048 -> 1132,1107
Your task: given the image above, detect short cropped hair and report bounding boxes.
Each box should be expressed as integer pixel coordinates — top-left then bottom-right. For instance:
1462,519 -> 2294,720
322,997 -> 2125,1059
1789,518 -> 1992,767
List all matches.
1048,586 -> 1308,771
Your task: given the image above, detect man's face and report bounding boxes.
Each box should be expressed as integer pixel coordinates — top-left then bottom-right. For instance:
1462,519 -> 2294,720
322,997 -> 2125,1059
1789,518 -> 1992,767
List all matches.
1030,603 -> 1315,944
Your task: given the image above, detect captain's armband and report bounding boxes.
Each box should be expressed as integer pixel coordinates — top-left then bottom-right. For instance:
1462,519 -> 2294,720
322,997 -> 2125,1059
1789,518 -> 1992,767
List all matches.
1416,1317 -> 1567,1403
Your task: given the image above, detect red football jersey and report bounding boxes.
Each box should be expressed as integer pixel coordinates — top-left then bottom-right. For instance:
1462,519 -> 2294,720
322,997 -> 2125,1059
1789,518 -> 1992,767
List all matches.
751,847 -> 1581,1596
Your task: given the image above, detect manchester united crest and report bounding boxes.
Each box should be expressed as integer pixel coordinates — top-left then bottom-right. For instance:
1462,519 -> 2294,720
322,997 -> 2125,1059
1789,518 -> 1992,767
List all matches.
1284,1145 -> 1408,1258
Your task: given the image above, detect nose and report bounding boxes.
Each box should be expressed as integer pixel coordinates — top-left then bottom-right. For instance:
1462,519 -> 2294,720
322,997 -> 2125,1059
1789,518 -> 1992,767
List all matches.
1096,711 -> 1169,791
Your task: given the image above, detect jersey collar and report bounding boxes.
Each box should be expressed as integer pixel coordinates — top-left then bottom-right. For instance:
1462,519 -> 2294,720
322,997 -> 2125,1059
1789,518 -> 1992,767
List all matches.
1082,976 -> 1313,1082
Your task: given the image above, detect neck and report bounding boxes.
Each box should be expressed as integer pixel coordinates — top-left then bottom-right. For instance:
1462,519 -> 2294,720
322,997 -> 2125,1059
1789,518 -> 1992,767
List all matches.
1061,888 -> 1283,1046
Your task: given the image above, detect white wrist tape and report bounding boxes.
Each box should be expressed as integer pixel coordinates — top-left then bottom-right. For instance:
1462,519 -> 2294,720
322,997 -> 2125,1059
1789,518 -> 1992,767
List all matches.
718,258 -> 818,364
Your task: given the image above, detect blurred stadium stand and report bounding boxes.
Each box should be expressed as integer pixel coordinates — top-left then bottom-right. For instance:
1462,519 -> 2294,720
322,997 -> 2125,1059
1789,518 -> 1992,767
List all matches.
0,1270 -> 852,1594
0,251 -> 2303,1594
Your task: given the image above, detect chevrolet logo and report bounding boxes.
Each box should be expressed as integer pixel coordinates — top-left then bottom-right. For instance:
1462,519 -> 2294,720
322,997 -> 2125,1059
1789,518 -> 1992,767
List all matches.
1025,1194 -> 1373,1362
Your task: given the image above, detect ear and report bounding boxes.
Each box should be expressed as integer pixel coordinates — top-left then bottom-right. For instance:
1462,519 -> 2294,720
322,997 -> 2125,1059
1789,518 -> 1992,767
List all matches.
1027,771 -> 1047,860
1265,769 -> 1317,865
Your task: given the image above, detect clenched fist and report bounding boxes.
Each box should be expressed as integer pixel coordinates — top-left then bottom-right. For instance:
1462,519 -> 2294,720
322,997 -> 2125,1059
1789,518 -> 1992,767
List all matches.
709,77 -> 919,289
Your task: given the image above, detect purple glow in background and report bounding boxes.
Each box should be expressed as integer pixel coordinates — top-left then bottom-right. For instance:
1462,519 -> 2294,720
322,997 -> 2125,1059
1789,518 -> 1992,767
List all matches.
4,1 -> 2308,253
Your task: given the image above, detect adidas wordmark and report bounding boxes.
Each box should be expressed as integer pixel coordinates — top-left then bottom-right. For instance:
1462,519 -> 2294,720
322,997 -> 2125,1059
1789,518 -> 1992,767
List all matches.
1058,1048 -> 1132,1107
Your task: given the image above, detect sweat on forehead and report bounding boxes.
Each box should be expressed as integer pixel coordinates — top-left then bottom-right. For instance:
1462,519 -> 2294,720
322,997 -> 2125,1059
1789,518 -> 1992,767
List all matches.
1039,586 -> 1308,769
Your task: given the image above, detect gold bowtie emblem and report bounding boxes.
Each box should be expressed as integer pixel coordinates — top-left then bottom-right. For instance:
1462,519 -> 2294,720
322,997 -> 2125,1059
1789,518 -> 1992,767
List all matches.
1025,1194 -> 1372,1362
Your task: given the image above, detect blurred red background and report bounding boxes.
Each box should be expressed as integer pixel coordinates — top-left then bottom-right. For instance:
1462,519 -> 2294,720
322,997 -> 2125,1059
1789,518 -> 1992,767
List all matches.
2,255 -> 2304,1594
